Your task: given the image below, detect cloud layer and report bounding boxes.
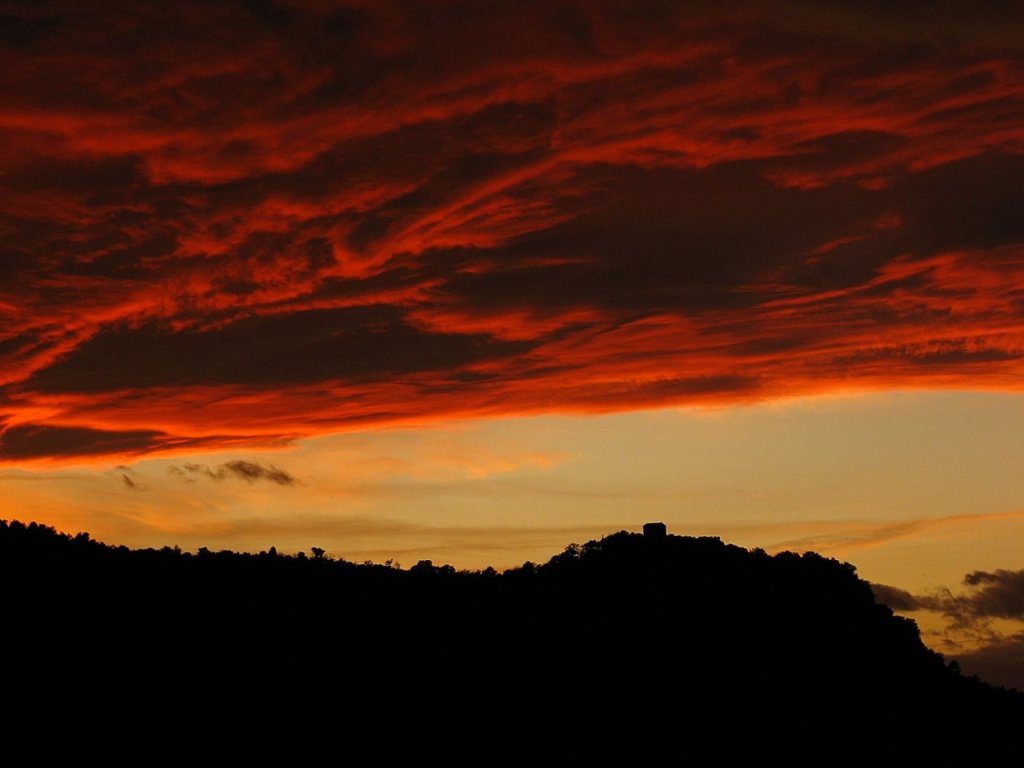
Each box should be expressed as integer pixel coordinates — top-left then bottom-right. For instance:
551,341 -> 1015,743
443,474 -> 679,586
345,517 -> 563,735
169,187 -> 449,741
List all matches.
3,1 -> 1024,460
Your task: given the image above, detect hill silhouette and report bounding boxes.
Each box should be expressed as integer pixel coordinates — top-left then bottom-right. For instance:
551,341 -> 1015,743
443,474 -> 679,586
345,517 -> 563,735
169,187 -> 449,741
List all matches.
2,519 -> 1021,763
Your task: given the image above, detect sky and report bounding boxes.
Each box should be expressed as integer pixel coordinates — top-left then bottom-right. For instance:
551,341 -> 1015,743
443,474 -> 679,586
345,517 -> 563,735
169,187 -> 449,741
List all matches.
2,0 -> 1024,685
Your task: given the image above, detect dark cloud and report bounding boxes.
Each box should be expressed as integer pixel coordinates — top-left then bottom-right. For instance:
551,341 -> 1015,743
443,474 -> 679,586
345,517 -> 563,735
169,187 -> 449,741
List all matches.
437,161 -> 886,315
959,569 -> 1024,620
171,460 -> 297,486
0,422 -> 270,462
116,464 -> 143,490
872,569 -> 1024,626
0,423 -> 197,461
891,152 -> 1024,254
27,306 -> 533,392
955,632 -> 1024,691
870,583 -> 921,612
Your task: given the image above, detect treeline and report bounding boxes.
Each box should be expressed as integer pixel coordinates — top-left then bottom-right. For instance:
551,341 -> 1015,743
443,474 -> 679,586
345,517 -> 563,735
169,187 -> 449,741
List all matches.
2,519 -> 1021,763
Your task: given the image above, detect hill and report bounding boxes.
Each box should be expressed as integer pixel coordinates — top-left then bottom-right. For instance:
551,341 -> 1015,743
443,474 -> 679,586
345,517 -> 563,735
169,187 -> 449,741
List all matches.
2,519 -> 1021,762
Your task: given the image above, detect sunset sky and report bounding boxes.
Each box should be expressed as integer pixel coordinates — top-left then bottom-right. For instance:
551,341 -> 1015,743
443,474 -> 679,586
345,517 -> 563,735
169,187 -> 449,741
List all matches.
2,1 -> 1024,683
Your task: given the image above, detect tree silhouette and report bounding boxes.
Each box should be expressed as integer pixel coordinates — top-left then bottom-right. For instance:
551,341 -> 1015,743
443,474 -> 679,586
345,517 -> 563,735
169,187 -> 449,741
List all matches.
0,518 -> 1021,764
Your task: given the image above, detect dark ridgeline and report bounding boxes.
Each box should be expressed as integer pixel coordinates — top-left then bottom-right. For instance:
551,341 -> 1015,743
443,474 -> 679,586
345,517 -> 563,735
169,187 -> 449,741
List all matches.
1,519 -> 1021,763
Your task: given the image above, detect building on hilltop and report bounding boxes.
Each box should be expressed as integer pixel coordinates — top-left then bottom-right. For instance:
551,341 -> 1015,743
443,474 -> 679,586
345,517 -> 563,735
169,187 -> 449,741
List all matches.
643,522 -> 667,538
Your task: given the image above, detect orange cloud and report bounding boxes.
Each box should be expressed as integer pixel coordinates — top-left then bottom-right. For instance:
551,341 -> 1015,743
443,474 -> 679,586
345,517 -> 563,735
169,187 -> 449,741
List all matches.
3,1 -> 1024,461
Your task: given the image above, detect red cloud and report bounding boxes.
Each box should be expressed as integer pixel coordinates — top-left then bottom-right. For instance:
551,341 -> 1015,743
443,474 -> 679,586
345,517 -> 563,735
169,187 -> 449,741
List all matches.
2,1 -> 1024,461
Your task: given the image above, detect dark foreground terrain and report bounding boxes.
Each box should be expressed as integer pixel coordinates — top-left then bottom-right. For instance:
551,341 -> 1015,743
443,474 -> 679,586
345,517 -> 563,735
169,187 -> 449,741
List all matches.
2,519 -> 1021,763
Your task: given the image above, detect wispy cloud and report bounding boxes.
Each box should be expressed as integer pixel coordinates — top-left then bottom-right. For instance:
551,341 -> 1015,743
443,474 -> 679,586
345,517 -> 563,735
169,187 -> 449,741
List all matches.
170,460 -> 297,486
117,465 -> 142,490
759,510 -> 1024,555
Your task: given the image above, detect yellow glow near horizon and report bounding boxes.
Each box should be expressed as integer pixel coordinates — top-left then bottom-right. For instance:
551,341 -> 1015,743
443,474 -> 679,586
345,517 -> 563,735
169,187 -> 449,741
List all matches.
2,390 -> 1022,590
